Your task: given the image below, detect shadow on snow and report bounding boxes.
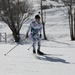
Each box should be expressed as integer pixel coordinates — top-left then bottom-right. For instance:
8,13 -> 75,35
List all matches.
35,54 -> 70,64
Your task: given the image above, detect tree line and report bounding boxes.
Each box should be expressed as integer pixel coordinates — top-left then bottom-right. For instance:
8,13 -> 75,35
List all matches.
0,0 -> 75,43
62,0 -> 75,40
0,0 -> 32,42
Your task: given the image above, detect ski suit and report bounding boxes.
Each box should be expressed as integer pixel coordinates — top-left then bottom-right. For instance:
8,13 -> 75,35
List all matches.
27,21 -> 42,50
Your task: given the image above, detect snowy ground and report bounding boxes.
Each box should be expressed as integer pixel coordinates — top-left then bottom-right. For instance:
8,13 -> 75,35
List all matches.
0,6 -> 75,75
0,45 -> 75,75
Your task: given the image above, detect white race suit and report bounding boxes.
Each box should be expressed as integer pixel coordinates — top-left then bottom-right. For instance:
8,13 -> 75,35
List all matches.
27,21 -> 42,50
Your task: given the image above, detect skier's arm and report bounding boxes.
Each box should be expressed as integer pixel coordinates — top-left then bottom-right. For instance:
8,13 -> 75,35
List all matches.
26,24 -> 31,38
40,24 -> 42,38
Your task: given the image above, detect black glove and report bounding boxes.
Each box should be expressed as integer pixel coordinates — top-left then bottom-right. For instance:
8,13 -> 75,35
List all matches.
40,34 -> 42,38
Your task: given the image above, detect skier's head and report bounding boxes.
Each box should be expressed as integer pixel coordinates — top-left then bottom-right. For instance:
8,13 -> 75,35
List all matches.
35,15 -> 40,22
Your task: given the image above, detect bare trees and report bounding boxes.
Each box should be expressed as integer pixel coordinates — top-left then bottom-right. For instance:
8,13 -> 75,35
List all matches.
74,9 -> 75,38
68,0 -> 74,40
0,0 -> 31,42
38,0 -> 47,40
62,0 -> 75,40
41,0 -> 47,40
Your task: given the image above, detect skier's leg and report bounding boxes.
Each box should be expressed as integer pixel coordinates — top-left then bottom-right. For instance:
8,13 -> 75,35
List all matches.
32,37 -> 36,53
37,38 -> 41,50
37,37 -> 44,55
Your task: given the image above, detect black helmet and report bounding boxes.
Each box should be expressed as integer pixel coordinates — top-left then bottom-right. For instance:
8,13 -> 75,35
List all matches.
35,15 -> 40,19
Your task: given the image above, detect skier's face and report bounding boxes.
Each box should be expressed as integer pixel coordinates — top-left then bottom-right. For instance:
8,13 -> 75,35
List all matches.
36,18 -> 40,23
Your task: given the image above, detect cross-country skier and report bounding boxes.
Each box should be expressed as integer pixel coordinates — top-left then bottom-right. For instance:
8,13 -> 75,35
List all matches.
26,15 -> 44,55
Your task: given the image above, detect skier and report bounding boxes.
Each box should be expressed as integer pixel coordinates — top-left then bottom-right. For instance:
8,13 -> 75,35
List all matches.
26,15 -> 44,55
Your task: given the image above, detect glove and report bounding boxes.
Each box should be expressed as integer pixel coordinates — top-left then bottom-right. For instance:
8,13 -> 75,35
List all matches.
40,34 -> 42,38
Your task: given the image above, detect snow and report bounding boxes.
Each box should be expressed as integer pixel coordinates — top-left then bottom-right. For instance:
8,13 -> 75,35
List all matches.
0,45 -> 75,75
0,1 -> 75,75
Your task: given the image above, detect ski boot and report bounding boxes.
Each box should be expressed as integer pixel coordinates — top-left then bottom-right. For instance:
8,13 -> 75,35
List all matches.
33,49 -> 36,54
37,50 -> 44,55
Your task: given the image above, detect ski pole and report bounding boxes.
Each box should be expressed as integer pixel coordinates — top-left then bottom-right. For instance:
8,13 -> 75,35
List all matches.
4,37 -> 27,56
4,44 -> 19,56
28,45 -> 33,50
